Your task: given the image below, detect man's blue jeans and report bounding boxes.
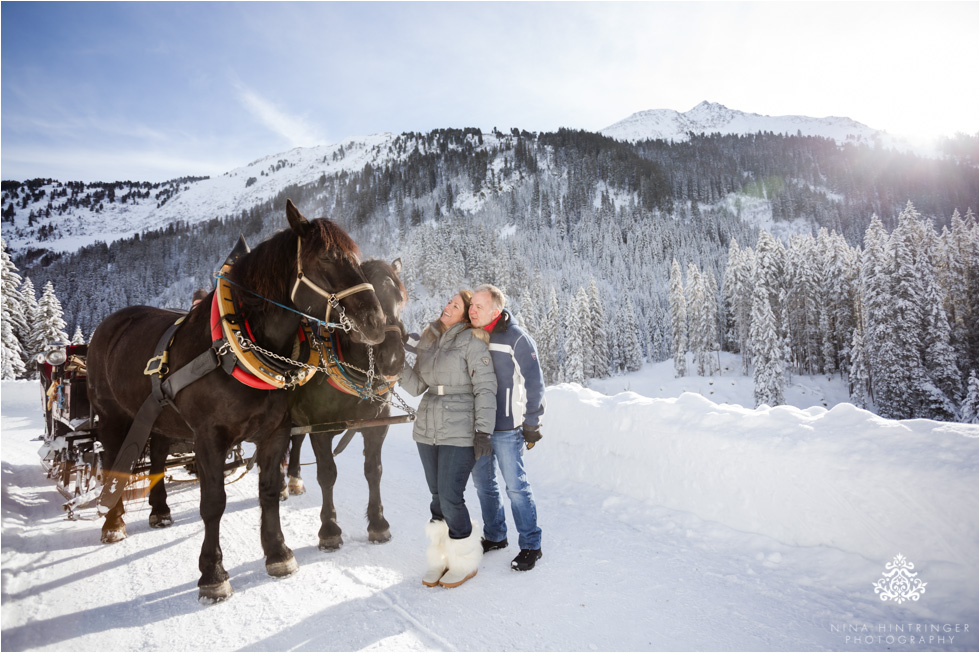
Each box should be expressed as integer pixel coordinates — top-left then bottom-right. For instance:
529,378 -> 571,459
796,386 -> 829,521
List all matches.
471,427 -> 541,550
416,443 -> 475,540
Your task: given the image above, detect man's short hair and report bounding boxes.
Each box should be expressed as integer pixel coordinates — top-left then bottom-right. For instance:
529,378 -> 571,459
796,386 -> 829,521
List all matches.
474,284 -> 506,311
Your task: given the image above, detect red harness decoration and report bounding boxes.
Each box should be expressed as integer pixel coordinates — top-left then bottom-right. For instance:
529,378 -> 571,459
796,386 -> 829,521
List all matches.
210,291 -> 278,389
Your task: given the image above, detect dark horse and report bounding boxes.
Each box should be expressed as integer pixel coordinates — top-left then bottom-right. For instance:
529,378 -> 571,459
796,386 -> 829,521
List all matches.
288,258 -> 408,550
86,200 -> 386,603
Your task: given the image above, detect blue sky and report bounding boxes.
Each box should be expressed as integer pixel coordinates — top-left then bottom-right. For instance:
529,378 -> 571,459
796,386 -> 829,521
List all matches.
2,1 -> 977,183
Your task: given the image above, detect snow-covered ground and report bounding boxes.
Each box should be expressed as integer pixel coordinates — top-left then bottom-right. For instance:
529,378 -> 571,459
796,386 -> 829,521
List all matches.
2,363 -> 977,652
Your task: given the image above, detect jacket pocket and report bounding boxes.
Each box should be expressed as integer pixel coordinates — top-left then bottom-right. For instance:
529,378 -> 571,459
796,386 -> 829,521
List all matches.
442,394 -> 476,438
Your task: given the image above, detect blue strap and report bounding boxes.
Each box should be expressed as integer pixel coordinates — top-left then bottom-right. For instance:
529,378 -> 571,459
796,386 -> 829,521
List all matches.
213,272 -> 348,331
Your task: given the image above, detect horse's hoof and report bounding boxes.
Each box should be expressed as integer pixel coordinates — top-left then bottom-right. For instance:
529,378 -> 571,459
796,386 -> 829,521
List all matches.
279,487 -> 289,501
267,556 -> 299,578
288,476 -> 305,495
198,581 -> 233,604
101,528 -> 127,544
368,529 -> 391,544
318,535 -> 343,551
149,513 -> 173,529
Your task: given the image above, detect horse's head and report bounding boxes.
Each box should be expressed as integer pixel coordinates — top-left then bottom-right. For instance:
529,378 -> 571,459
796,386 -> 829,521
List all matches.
286,200 -> 386,345
362,258 -> 408,379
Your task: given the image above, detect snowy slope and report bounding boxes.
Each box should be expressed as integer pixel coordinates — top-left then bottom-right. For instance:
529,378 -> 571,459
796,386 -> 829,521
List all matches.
1,130 -> 511,257
1,134 -> 397,254
2,365 -> 977,652
601,101 -> 916,151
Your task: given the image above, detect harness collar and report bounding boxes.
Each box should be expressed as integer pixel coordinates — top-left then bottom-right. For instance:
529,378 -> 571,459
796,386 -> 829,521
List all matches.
211,274 -> 320,390
321,329 -> 396,399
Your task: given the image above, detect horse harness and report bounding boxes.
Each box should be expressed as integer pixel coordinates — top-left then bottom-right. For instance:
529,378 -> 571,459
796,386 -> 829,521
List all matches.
97,236 -> 378,513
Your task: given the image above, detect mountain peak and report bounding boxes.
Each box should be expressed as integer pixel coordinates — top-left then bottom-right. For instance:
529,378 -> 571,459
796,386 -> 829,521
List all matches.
601,101 -> 887,147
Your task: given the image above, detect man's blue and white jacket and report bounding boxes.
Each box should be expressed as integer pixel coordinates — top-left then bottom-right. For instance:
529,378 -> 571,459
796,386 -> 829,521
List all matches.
486,310 -> 545,432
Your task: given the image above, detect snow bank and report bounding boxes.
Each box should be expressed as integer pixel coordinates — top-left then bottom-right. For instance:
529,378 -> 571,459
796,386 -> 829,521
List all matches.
535,385 -> 979,566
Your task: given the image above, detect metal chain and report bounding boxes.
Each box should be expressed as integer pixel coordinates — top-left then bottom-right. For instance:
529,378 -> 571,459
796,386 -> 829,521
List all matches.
327,295 -> 356,333
234,330 -> 404,408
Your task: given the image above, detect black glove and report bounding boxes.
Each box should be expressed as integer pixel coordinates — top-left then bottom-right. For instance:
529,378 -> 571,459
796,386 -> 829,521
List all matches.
522,424 -> 542,449
474,432 -> 492,460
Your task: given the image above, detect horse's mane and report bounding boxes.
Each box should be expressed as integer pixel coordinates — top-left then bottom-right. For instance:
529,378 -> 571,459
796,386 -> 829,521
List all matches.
231,218 -> 360,315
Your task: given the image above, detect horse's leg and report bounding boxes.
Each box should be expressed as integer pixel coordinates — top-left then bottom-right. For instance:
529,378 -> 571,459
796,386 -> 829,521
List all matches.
255,431 -> 298,577
287,433 -> 306,495
309,432 -> 343,551
98,412 -> 130,543
147,435 -> 173,528
362,426 -> 391,543
196,432 -> 232,603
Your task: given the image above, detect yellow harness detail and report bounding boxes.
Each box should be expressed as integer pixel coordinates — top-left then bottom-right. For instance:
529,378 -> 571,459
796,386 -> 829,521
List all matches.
214,272 -> 321,389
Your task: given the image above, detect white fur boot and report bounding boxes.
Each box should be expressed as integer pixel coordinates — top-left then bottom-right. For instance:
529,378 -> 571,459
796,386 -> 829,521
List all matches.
422,519 -> 449,587
439,522 -> 482,588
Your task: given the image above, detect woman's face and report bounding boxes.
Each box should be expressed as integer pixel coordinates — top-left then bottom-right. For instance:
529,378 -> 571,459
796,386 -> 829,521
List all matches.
439,294 -> 467,327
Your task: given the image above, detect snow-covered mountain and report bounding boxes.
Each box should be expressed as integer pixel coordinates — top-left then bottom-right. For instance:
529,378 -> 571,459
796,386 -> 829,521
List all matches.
1,130 -> 517,257
1,133 -> 399,255
601,100 -> 904,148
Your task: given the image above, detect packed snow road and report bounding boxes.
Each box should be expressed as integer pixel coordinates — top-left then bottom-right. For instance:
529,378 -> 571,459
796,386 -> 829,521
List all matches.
2,378 -> 977,651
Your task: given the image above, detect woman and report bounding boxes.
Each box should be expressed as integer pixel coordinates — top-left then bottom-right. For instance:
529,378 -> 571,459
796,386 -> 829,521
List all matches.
399,290 -> 497,588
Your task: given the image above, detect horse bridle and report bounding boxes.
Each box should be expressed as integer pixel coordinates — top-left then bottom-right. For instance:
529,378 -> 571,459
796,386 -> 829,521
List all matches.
289,237 -> 375,332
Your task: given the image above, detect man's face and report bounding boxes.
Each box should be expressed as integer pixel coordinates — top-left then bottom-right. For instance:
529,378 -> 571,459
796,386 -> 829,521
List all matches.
469,291 -> 500,328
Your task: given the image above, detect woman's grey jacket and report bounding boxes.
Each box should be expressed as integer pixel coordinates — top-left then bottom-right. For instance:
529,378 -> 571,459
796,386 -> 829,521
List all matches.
399,321 -> 497,447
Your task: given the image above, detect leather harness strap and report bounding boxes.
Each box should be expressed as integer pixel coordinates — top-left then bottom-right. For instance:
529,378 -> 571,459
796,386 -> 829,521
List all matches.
99,316 -> 222,513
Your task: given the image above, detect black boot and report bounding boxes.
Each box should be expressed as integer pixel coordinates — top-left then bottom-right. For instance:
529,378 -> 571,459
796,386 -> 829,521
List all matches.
511,548 -> 542,571
481,537 -> 508,553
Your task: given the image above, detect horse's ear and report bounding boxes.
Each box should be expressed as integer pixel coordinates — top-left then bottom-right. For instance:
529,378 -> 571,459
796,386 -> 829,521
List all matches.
391,258 -> 402,274
286,199 -> 310,235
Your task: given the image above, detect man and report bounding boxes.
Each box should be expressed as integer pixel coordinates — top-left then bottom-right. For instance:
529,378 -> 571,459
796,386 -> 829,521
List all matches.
468,284 -> 545,571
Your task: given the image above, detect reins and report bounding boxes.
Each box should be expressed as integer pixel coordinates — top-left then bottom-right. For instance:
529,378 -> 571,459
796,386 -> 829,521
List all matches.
214,273 -> 359,334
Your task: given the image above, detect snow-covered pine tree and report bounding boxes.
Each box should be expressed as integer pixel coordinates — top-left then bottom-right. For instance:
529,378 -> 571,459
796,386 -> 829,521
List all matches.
35,281 -> 70,349
723,238 -> 755,375
703,267 -> 720,376
917,224 -> 960,420
587,278 -> 610,380
1,306 -> 27,379
859,214 -> 889,406
753,230 -> 786,331
960,370 -> 979,424
686,263 -> 710,376
669,259 -> 687,377
751,283 -> 785,407
538,287 -> 564,385
1,237 -> 29,378
874,203 -> 929,419
71,325 -> 86,345
945,209 -> 980,379
563,287 -> 589,385
823,230 -> 860,376
848,296 -> 870,409
785,234 -> 819,374
19,276 -> 42,360
614,290 -> 644,374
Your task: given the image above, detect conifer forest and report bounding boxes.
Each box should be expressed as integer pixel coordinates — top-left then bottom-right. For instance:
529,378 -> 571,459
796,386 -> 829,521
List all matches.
2,129 -> 978,422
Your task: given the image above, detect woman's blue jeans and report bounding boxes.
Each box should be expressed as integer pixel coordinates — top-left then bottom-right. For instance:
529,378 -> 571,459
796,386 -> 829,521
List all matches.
416,442 -> 475,540
471,427 -> 541,550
